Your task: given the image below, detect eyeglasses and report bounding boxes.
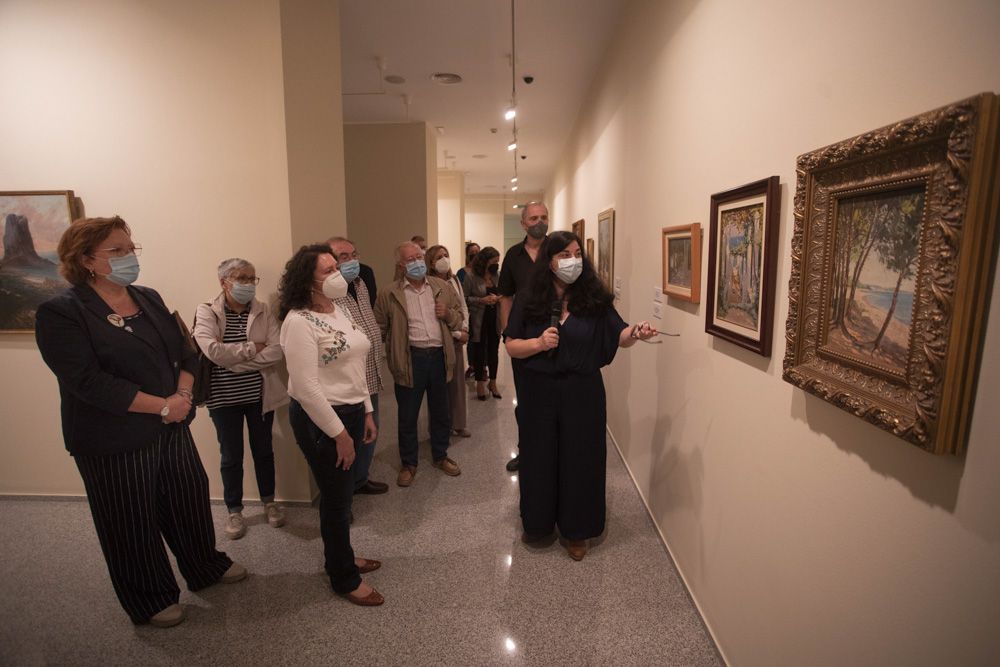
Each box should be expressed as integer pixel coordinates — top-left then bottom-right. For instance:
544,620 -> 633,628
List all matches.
227,276 -> 260,286
90,244 -> 142,258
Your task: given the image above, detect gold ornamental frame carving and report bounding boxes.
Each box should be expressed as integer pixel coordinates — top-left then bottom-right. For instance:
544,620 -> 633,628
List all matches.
783,93 -> 1000,455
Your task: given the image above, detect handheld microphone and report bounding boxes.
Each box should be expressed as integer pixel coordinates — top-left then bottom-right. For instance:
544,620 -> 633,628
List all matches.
548,300 -> 562,358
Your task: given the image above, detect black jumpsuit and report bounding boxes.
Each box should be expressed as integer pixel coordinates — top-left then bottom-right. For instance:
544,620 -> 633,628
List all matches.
503,299 -> 628,540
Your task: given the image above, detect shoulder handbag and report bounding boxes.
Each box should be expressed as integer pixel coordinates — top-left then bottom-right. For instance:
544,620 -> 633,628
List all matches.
172,307 -> 215,406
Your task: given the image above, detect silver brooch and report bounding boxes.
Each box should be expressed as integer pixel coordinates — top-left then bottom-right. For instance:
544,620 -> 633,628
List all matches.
107,314 -> 125,328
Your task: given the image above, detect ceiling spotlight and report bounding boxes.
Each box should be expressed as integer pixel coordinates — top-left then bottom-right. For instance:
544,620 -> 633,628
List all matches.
512,203 -> 519,209
507,141 -> 517,151
504,106 -> 516,120
510,177 -> 518,183
511,185 -> 518,192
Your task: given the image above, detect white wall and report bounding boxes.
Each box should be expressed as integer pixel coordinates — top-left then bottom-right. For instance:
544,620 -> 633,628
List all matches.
0,0 -> 346,503
465,193 -> 543,260
548,0 -> 1000,664
436,170 -> 465,263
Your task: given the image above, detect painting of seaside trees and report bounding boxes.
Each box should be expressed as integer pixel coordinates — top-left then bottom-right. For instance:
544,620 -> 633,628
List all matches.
0,191 -> 74,332
716,202 -> 765,330
824,187 -> 924,373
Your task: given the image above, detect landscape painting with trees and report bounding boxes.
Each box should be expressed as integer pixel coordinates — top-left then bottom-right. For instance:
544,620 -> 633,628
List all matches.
715,202 -> 765,332
823,186 -> 924,374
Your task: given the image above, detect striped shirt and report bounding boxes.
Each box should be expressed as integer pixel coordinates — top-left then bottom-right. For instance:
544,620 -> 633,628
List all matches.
207,308 -> 263,409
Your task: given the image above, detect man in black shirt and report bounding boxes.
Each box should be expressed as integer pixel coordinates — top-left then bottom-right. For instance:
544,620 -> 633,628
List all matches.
498,202 -> 549,472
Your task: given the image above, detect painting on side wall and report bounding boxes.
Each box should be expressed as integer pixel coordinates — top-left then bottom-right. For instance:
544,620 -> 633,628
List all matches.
571,218 -> 585,242
586,237 -> 594,261
0,191 -> 75,332
597,208 -> 615,288
705,177 -> 780,355
662,223 -> 701,303
783,93 -> 1000,455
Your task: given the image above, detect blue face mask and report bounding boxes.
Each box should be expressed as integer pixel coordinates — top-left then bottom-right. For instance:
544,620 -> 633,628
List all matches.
105,253 -> 140,286
229,281 -> 256,305
339,259 -> 361,283
405,259 -> 427,280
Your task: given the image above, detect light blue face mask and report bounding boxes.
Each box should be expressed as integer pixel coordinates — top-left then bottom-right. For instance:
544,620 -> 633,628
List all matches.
105,253 -> 140,286
339,259 -> 361,283
405,259 -> 427,280
229,281 -> 256,305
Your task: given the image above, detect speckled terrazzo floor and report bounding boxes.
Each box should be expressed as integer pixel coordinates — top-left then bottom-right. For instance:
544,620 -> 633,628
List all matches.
0,362 -> 722,666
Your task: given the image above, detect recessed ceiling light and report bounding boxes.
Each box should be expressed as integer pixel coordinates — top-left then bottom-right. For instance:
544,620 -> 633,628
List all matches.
472,154 -> 488,159
384,74 -> 406,84
430,72 -> 462,85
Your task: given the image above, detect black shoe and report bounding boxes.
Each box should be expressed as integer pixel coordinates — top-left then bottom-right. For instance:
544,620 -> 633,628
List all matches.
505,455 -> 520,472
354,480 -> 389,495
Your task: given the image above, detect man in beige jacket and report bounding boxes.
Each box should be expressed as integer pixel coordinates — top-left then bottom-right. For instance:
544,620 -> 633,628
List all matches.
374,241 -> 464,487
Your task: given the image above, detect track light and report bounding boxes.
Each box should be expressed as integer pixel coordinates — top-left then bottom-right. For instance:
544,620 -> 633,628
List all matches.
504,106 -> 516,120
510,176 -> 518,183
507,141 -> 517,151
511,185 -> 518,192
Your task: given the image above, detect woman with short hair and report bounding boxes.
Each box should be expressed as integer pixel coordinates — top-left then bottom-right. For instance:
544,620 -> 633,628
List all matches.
35,216 -> 243,628
193,257 -> 288,540
426,244 -> 471,438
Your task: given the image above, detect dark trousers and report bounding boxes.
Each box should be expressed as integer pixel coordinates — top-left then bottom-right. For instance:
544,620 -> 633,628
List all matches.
469,322 -> 500,380
74,426 -> 233,624
289,399 -> 362,595
394,346 -> 450,467
208,401 -> 275,512
352,393 -> 379,490
517,369 -> 608,540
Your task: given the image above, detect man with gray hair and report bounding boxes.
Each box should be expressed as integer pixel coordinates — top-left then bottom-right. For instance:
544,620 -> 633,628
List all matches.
374,241 -> 464,487
326,236 -> 388,496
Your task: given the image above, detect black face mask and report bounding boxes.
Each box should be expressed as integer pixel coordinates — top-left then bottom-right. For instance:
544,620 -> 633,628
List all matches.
487,264 -> 499,275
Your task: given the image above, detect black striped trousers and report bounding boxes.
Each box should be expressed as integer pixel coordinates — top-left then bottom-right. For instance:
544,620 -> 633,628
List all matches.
74,425 -> 232,624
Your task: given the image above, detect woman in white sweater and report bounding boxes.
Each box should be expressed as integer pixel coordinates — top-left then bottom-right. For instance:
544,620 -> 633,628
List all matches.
278,244 -> 382,606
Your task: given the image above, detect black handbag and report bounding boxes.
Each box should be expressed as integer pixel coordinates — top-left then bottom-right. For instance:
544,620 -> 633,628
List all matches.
173,307 -> 215,406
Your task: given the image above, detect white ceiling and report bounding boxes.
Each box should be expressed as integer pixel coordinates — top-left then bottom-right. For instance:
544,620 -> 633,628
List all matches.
339,0 -> 626,196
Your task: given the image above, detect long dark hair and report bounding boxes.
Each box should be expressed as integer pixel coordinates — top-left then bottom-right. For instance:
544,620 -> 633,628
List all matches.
522,231 -> 612,323
278,244 -> 333,320
471,246 -> 500,278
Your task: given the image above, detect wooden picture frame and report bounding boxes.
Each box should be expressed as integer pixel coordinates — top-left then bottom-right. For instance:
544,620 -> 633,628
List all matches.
571,218 -> 585,241
784,93 -> 1000,455
597,208 -> 615,288
0,190 -> 75,332
705,177 -> 780,355
662,223 -> 701,303
586,237 -> 595,261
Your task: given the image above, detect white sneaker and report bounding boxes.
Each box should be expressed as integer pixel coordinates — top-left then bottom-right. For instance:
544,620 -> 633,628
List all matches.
225,512 -> 246,540
265,502 -> 286,528
221,561 -> 248,584
150,603 -> 184,628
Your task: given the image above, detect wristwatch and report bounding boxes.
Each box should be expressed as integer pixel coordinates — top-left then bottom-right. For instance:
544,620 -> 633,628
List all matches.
160,402 -> 170,419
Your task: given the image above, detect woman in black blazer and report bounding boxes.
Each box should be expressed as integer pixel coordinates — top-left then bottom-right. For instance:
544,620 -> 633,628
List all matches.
35,216 -> 245,628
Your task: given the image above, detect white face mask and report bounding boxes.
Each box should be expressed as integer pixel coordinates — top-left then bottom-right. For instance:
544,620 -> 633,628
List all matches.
553,257 -> 583,284
434,256 -> 451,274
321,271 -> 349,299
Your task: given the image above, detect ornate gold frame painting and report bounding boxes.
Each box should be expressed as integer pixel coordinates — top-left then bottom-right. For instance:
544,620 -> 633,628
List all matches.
662,223 -> 701,303
572,218 -> 585,242
597,208 -> 615,288
783,93 -> 1000,455
1,190 -> 75,332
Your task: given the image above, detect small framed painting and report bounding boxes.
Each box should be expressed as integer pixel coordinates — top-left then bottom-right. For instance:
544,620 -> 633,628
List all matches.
586,237 -> 594,261
705,177 -> 780,356
0,190 -> 76,332
571,218 -> 585,241
662,223 -> 701,303
597,208 -> 615,288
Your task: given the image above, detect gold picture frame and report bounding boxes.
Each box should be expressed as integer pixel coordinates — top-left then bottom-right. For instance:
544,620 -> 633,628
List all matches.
597,208 -> 615,288
571,218 -> 585,241
662,223 -> 701,303
783,93 -> 1000,455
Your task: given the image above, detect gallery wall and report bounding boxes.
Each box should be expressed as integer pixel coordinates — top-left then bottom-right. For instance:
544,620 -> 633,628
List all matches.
464,193 -> 544,259
547,0 -> 1000,664
436,170 -> 465,266
0,0 -> 348,503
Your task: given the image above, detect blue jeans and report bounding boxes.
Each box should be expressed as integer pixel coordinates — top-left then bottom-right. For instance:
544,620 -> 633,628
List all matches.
288,399 -> 362,595
208,402 -> 275,512
394,346 -> 451,468
352,393 -> 379,490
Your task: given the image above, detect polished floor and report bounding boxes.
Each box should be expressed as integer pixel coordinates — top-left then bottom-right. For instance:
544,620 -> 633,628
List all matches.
0,362 -> 721,666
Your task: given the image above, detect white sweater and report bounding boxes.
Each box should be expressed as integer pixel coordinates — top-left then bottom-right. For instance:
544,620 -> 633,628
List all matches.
280,308 -> 372,438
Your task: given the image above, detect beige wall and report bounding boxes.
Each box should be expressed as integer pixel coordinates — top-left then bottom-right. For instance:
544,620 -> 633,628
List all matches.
465,193 -> 543,260
344,122 -> 436,285
436,170 -> 465,264
548,0 -> 1000,664
0,0 -> 347,504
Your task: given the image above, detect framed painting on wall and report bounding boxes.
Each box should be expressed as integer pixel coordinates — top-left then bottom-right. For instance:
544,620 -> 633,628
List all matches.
783,93 -> 1000,455
572,218 -> 585,241
597,208 -> 615,288
0,190 -> 75,332
662,223 -> 701,303
705,177 -> 780,355
586,238 -> 595,261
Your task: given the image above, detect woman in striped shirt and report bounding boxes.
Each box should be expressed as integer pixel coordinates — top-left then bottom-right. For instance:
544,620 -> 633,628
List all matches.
278,244 -> 383,606
193,258 -> 288,540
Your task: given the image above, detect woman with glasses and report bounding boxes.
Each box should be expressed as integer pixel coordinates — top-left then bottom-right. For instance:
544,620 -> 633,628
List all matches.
35,216 -> 244,629
193,258 -> 288,541
503,231 -> 657,561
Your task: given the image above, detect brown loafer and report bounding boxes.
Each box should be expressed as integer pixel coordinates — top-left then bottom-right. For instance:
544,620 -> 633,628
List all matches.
356,558 -> 381,574
452,429 -> 472,438
343,586 -> 384,607
354,480 -> 389,495
433,457 -> 461,476
566,539 -> 588,561
397,466 -> 416,487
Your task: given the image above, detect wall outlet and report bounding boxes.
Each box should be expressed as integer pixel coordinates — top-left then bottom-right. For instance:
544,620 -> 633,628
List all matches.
653,287 -> 663,303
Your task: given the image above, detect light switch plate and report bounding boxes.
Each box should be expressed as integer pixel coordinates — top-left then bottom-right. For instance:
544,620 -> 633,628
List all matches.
653,287 -> 663,303
653,302 -> 663,319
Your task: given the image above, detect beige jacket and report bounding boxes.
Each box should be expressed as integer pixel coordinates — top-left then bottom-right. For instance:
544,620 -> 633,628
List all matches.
373,276 -> 464,388
193,293 -> 289,414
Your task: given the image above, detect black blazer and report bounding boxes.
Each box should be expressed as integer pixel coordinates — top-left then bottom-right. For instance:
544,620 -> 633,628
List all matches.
35,284 -> 198,457
347,262 -> 378,307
